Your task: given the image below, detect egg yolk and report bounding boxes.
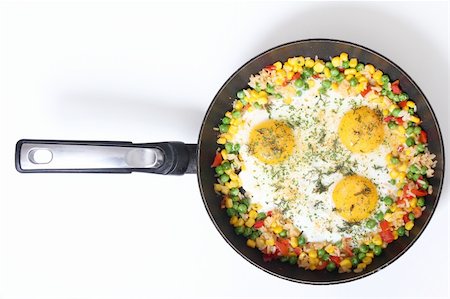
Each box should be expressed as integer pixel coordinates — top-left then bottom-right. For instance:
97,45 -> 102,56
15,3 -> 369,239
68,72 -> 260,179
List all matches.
338,106 -> 384,153
332,175 -> 378,222
248,119 -> 295,164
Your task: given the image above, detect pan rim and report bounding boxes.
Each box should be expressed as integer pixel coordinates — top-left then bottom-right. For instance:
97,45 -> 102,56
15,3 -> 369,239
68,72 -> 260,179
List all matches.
196,38 -> 445,285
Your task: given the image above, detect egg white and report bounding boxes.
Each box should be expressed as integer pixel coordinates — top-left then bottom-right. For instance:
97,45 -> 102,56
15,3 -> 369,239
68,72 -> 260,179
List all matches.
232,80 -> 397,244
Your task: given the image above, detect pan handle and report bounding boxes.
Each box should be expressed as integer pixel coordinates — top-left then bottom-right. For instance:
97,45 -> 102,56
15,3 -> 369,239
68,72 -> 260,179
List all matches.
15,139 -> 197,175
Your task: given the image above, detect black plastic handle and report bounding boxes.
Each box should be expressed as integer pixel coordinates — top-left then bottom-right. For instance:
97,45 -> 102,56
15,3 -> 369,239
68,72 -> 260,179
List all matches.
15,139 -> 197,175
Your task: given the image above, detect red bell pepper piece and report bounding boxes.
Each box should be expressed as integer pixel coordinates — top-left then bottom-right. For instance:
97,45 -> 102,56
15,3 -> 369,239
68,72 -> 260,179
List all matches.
380,230 -> 394,243
412,207 -> 423,218
293,247 -> 302,255
391,80 -> 402,95
397,145 -> 404,152
419,131 -> 428,143
275,240 -> 289,256
330,256 -> 341,265
403,214 -> 409,223
267,211 -> 273,217
263,253 -> 276,262
380,220 -> 390,232
398,101 -> 407,108
264,65 -> 276,71
312,74 -> 321,79
254,220 -> 264,229
384,116 -> 394,122
411,189 -> 428,197
291,72 -> 301,81
342,246 -> 354,257
316,260 -> 329,270
211,152 -> 223,167
360,86 -> 372,97
395,117 -> 404,125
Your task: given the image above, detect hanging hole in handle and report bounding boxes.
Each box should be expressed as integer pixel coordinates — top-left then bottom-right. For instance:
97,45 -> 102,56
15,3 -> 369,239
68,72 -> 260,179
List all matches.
28,148 -> 53,164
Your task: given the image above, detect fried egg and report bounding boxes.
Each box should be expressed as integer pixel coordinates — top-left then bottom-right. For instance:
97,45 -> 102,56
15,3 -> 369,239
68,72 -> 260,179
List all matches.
232,80 -> 397,244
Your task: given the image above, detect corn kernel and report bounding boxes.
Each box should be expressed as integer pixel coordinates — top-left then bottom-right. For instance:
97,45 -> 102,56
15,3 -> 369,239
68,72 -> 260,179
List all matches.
398,163 -> 408,172
345,74 -> 354,81
410,116 -> 421,124
235,218 -> 244,227
290,237 -> 298,248
365,64 -> 375,74
227,181 -> 239,188
397,172 -> 406,181
373,70 -> 383,80
357,82 -> 366,91
286,71 -> 294,80
304,58 -> 314,68
390,170 -> 399,179
313,62 -> 325,73
214,184 -> 222,192
245,218 -> 255,228
298,56 -> 305,66
344,68 -> 356,75
283,64 -> 293,72
284,97 -> 292,105
382,109 -> 389,116
273,225 -> 283,234
410,197 -> 417,208
217,137 -> 226,145
324,67 -> 331,78
405,149 -> 411,155
331,56 -> 341,67
389,104 -> 398,111
397,125 -> 406,134
393,230 -> 399,240
358,76 -> 368,83
221,149 -> 228,160
340,52 -> 349,61
247,239 -> 256,248
266,239 -> 275,246
228,125 -> 238,134
348,58 -> 358,68
308,250 -> 318,259
225,197 -> 233,208
366,252 -> 374,258
332,82 -> 339,90
340,258 -> 352,268
309,257 -> 319,266
229,216 -> 238,225
274,61 -> 282,70
307,79 -> 315,88
220,186 -> 229,194
248,210 -> 258,219
390,203 -> 397,212
405,221 -> 414,230
407,101 -> 416,108
256,237 -> 265,249
362,256 -> 373,265
373,234 -> 383,246
325,244 -> 335,254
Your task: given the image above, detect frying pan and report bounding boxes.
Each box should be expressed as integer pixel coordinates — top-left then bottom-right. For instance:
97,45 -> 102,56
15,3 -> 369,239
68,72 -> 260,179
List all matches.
15,39 -> 445,284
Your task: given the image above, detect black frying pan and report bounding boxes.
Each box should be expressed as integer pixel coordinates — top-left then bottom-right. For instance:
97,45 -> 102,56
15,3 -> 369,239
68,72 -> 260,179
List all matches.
15,39 -> 445,284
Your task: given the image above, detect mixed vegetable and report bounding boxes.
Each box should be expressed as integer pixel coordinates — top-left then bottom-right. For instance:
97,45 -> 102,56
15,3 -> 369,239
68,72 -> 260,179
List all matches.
212,53 -> 436,273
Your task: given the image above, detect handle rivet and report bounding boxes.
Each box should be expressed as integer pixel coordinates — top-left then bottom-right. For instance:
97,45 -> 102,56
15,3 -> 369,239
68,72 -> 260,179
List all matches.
28,148 -> 53,164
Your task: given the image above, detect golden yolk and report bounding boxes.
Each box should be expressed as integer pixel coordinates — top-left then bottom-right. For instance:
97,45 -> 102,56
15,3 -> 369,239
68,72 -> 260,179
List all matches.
248,119 -> 295,164
332,175 -> 378,222
338,106 -> 384,153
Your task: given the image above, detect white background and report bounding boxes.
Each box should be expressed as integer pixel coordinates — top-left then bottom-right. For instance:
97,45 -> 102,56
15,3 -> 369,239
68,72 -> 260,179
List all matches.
0,1 -> 449,298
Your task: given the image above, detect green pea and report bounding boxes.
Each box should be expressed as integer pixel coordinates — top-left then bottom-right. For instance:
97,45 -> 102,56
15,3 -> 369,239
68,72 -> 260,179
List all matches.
336,73 -> 345,82
381,74 -> 390,83
289,255 -> 298,265
254,82 -> 261,92
280,256 -> 289,262
388,121 -> 398,129
237,203 -> 247,214
401,92 -> 409,100
222,161 -> 231,170
349,77 -> 358,87
232,202 -> 239,210
409,108 -> 415,115
360,244 -> 369,253
302,67 -> 313,78
406,137 -> 415,147
417,144 -> 425,153
406,126 -> 415,135
231,196 -> 239,202
322,79 -> 332,89
241,198 -> 250,207
406,171 -> 414,179
383,196 -> 394,206
366,219 -> 377,229
232,110 -> 241,118
243,227 -> 253,237
266,84 -> 275,94
414,126 -> 422,134
375,211 -> 384,221
279,230 -> 287,238
393,94 -> 400,102
351,256 -> 359,266
229,188 -> 239,197
298,235 -> 306,246
392,108 -> 402,117
420,166 -> 428,175
294,79 -> 305,88
408,213 -> 415,221
219,124 -> 229,133
326,262 -> 336,272
356,63 -> 364,71
352,248 -> 360,255
215,165 -> 224,175
325,62 -> 333,69
410,164 -> 419,173
322,253 -> 330,261
373,245 -> 382,256
275,93 -> 282,99
237,90 -> 245,99
342,60 -> 350,68
256,212 -> 266,221
331,68 -> 340,77
219,174 -> 230,183
226,208 -> 237,217
249,231 -> 260,240
417,197 -> 425,207
420,180 -> 429,190
222,117 -> 231,125
234,226 -> 244,235
318,87 -> 327,94
390,156 -> 400,164
368,242 -> 375,250
225,142 -> 233,153
233,143 -> 241,152
412,173 -> 420,182
357,252 -> 366,260
389,179 -> 396,185
381,89 -> 388,96
397,226 -> 405,237
318,248 -> 326,257
296,90 -> 302,96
